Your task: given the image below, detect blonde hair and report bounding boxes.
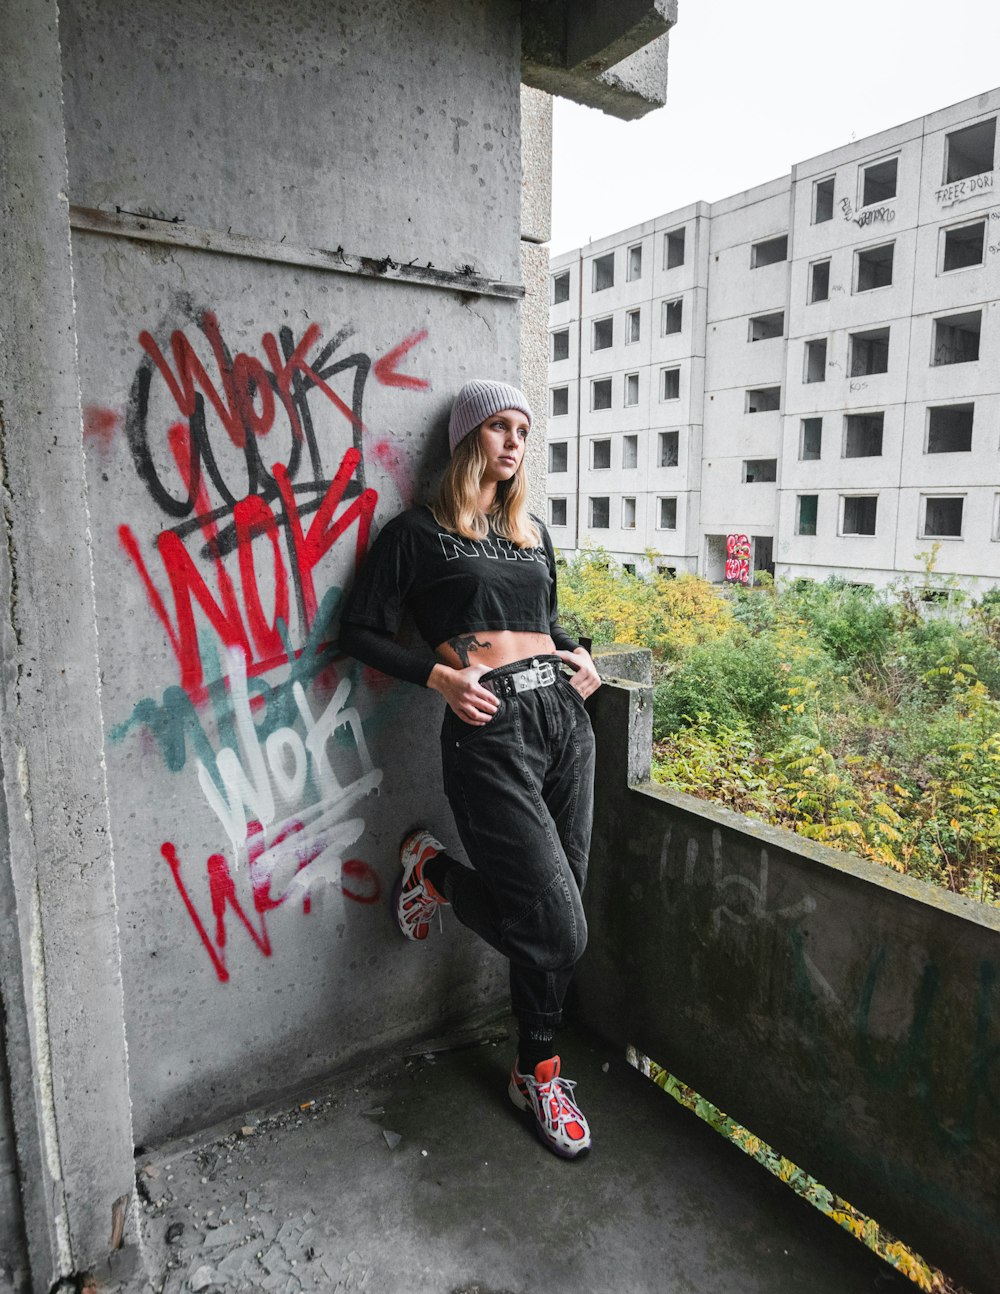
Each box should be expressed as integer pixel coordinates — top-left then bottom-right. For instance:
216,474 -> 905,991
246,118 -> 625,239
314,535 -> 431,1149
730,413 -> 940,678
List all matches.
431,427 -> 540,548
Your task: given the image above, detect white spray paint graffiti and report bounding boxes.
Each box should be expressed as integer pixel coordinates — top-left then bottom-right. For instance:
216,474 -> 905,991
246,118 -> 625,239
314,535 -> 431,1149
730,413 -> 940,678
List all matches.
197,648 -> 383,903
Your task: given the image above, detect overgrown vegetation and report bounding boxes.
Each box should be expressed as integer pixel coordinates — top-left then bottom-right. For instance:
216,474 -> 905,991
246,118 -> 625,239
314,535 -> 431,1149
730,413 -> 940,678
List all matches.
558,549 -> 1000,905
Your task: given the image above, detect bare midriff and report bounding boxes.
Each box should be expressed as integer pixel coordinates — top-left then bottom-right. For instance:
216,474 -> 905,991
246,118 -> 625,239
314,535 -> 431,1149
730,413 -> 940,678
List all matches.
434,629 -> 556,672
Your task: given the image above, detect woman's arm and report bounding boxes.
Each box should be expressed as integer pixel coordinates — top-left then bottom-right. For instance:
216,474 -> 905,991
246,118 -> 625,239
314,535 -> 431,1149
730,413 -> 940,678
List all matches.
338,621 -> 438,688
339,622 -> 500,724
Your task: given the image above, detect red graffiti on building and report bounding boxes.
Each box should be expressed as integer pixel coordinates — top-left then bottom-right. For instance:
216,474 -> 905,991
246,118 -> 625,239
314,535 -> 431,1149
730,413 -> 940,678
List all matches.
162,820 -> 381,983
725,533 -> 752,585
119,444 -> 376,700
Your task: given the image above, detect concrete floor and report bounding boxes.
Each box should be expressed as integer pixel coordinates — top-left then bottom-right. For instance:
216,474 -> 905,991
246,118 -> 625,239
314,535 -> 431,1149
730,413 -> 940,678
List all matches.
130,1024 -> 906,1294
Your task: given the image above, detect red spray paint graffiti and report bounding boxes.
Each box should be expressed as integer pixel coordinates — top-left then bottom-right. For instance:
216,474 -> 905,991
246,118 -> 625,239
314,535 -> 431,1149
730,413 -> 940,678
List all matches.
725,533 -> 751,585
106,306 -> 428,979
162,821 -> 381,983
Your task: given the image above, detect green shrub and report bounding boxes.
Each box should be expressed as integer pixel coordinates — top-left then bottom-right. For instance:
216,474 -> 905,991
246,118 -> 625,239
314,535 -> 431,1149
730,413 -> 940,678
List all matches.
653,632 -> 787,739
784,578 -> 897,670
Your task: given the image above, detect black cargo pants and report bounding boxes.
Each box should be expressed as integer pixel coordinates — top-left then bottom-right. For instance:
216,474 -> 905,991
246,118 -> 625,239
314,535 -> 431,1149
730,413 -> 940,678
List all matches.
439,656 -> 596,1034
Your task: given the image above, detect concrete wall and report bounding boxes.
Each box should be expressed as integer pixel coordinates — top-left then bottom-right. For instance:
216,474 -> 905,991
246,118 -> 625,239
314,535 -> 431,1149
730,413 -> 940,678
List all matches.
62,0 -> 529,1150
576,677 -> 1000,1294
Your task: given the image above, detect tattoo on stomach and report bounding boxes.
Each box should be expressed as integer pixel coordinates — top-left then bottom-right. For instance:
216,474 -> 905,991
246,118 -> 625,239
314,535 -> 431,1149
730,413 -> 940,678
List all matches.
448,633 -> 493,667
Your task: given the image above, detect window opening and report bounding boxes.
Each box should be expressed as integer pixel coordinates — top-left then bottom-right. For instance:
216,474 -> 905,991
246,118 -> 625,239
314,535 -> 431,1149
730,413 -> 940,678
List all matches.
592,439 -> 611,470
551,329 -> 569,362
746,386 -> 781,413
626,309 -> 641,344
662,368 -> 680,400
942,221 -> 985,271
800,418 -> 822,460
945,118 -> 996,183
849,328 -> 890,376
842,496 -> 878,535
622,497 -> 637,529
663,298 -> 683,335
627,244 -> 643,281
751,235 -> 788,267
552,271 -> 570,304
593,317 -> 613,350
589,497 -> 610,528
804,339 -> 827,383
810,260 -> 831,302
797,495 -> 818,536
862,158 -> 897,206
624,372 -> 639,407
856,242 -> 894,291
923,497 -> 964,537
665,228 -> 686,269
551,387 -> 568,417
549,498 -> 567,527
743,459 -> 777,483
658,497 -> 678,529
813,176 -> 835,223
592,379 -> 612,410
592,254 -> 614,292
548,442 -> 568,473
659,430 -> 679,468
622,435 -> 638,469
932,311 -> 981,365
749,312 -> 784,341
926,404 -> 974,453
844,412 -> 884,458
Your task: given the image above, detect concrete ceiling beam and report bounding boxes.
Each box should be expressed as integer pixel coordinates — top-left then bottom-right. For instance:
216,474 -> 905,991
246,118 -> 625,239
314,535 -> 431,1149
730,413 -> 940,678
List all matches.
521,0 -> 677,120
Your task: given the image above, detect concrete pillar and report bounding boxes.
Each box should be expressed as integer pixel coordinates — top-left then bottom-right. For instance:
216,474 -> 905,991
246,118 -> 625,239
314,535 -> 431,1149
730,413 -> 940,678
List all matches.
0,0 -> 137,1286
519,86 -> 554,519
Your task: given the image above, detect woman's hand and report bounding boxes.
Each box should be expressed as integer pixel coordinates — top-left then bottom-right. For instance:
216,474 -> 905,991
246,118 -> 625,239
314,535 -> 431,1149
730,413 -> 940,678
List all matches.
555,647 -> 601,699
427,662 -> 500,725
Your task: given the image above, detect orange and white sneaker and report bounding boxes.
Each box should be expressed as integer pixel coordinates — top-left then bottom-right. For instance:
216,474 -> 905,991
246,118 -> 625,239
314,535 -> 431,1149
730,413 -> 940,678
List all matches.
394,830 -> 449,941
508,1055 -> 591,1158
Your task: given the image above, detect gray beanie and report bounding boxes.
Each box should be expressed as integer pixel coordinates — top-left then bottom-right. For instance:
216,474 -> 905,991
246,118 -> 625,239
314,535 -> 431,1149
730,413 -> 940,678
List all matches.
448,379 -> 533,455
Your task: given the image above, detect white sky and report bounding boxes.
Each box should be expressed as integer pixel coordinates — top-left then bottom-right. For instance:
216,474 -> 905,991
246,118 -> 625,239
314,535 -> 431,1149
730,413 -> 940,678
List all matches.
551,0 -> 1000,253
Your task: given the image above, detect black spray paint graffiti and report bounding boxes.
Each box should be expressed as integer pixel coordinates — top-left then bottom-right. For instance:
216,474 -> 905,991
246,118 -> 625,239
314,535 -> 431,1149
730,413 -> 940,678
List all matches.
124,299 -> 428,553
936,171 -> 994,207
840,196 -> 896,228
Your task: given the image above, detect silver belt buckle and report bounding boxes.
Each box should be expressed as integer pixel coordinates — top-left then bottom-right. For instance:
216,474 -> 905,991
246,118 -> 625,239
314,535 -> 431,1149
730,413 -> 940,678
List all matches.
513,660 -> 556,693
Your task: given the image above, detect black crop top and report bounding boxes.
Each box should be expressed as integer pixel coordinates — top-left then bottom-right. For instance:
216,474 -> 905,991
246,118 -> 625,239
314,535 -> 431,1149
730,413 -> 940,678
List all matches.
339,506 -> 579,685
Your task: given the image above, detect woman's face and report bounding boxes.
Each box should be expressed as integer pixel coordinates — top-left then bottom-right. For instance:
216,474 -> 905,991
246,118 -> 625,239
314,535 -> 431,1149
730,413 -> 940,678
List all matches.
478,408 -> 530,485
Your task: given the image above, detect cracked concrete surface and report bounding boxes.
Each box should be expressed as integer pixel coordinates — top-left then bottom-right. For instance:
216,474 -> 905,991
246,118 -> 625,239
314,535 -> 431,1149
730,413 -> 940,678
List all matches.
127,1025 -> 904,1294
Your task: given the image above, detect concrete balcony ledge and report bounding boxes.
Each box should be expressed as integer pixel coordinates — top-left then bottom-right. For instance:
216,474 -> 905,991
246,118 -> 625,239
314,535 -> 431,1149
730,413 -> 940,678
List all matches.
578,669 -> 1000,1294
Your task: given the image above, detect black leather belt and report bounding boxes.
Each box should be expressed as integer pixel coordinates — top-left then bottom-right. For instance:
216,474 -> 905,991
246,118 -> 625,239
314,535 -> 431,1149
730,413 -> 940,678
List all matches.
483,659 -> 558,699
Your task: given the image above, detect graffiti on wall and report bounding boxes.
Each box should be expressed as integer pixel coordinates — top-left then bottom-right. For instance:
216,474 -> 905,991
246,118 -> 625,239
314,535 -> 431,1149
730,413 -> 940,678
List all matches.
936,172 -> 994,207
725,533 -> 751,585
840,197 -> 896,228
93,303 -> 430,980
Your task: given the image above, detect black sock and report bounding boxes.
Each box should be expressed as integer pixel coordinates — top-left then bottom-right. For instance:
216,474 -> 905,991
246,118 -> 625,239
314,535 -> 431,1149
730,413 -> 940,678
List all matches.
518,1031 -> 556,1075
423,851 -> 458,900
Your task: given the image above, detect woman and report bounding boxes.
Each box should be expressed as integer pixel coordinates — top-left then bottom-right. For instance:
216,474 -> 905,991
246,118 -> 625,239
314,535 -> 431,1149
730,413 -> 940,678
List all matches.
339,378 -> 600,1159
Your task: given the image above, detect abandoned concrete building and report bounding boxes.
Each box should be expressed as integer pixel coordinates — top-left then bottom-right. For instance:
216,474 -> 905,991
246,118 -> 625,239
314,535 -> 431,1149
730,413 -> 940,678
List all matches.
547,87 -> 1000,591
